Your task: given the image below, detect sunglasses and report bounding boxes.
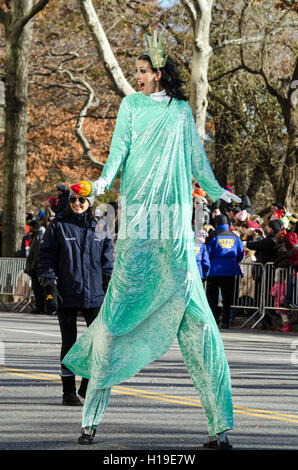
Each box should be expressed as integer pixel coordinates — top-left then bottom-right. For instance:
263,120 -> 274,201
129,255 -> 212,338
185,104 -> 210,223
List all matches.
69,196 -> 88,204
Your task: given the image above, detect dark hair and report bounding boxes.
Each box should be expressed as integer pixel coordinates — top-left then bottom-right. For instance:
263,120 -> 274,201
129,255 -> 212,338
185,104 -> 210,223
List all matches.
215,214 -> 228,226
268,219 -> 283,234
28,220 -> 40,230
138,55 -> 187,101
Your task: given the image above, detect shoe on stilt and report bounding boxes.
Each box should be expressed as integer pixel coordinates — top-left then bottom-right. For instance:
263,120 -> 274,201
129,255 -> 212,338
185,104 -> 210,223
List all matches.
78,427 -> 96,445
203,433 -> 232,450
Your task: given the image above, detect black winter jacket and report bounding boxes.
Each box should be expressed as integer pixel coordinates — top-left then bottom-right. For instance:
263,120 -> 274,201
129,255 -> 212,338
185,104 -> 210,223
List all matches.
37,211 -> 114,308
53,190 -> 70,215
24,231 -> 43,276
246,233 -> 277,265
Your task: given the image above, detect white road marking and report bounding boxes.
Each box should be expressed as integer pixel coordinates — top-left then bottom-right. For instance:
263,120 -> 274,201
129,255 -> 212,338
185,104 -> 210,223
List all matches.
0,328 -> 60,337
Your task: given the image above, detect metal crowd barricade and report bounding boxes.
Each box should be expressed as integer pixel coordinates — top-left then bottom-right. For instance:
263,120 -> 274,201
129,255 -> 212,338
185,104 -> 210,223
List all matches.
231,261 -> 297,329
231,261 -> 265,329
261,262 -> 298,326
0,257 -> 32,312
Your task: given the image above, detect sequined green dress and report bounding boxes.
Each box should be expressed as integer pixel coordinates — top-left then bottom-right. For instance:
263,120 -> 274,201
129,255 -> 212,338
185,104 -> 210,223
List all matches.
63,92 -> 234,436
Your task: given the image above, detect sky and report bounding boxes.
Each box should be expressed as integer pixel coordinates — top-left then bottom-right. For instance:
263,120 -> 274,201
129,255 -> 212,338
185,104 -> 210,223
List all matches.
158,0 -> 177,8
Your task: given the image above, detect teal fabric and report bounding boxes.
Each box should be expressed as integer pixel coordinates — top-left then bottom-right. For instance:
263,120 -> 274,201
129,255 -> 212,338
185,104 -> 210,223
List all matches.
62,92 -> 233,435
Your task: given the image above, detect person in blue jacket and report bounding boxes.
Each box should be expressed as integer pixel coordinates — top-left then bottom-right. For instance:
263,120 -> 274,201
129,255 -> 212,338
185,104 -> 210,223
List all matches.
194,232 -> 210,280
38,184 -> 114,406
206,214 -> 244,328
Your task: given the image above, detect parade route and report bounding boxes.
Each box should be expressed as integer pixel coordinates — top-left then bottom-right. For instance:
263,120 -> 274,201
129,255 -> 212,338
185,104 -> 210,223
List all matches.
1,311 -> 298,451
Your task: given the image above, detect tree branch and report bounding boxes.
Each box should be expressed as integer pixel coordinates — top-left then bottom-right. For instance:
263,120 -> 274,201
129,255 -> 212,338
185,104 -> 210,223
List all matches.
18,0 -> 50,31
288,57 -> 298,101
79,0 -> 135,98
237,2 -> 287,109
208,91 -> 249,133
57,66 -> 105,168
181,0 -> 197,32
213,23 -> 298,51
209,66 -> 243,82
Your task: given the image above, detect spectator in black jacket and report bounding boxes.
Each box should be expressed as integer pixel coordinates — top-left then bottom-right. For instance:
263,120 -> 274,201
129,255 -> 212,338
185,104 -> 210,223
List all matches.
246,220 -> 283,264
24,220 -> 45,314
246,219 -> 283,329
53,184 -> 70,215
38,186 -> 114,406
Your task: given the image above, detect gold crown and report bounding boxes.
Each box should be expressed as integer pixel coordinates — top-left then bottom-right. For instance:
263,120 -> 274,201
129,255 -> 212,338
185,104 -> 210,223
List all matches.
145,30 -> 168,69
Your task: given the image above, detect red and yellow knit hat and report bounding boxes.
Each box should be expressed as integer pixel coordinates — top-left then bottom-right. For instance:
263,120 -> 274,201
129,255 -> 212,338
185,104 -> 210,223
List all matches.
70,180 -> 96,197
70,181 -> 96,206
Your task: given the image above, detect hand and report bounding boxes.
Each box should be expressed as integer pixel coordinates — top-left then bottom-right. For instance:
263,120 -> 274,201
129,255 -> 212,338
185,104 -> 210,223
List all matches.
94,177 -> 107,196
44,283 -> 59,315
255,228 -> 265,238
220,190 -> 242,204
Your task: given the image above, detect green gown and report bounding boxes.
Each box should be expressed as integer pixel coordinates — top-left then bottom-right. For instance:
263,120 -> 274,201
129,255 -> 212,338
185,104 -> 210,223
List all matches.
62,92 -> 234,436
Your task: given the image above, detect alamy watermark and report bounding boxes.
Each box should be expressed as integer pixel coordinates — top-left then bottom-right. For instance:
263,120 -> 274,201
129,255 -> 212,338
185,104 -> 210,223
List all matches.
95,196 -> 203,241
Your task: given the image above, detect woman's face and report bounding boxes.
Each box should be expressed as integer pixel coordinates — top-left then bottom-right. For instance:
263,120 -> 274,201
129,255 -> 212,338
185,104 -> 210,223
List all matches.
69,195 -> 90,214
212,208 -> 221,218
135,60 -> 162,95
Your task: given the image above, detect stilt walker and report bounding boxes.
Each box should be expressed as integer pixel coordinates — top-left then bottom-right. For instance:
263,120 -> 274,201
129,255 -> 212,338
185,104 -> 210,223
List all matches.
63,32 -> 241,449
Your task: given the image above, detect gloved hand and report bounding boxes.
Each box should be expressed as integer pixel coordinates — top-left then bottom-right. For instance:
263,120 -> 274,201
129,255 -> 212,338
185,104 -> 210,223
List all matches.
94,177 -> 107,196
40,278 -> 59,315
220,190 -> 241,204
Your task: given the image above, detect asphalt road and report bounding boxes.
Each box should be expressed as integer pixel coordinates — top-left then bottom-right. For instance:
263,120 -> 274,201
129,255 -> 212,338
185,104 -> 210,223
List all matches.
1,311 -> 298,456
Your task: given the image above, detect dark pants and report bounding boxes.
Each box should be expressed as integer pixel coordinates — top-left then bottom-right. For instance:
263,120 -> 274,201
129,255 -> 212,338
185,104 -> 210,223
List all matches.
31,274 -> 45,312
206,276 -> 236,326
57,307 -> 99,376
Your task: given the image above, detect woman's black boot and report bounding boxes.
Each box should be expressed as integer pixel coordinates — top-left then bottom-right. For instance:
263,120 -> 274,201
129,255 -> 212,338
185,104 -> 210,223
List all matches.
61,375 -> 82,406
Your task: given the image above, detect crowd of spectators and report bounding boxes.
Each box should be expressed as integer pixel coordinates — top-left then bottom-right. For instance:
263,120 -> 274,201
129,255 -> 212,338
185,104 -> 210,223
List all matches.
192,184 -> 298,331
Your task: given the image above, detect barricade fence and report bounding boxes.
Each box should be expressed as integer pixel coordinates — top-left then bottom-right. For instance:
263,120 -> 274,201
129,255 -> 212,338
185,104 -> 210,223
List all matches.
231,262 -> 297,329
262,262 -> 298,326
231,261 -> 264,328
0,258 -> 32,312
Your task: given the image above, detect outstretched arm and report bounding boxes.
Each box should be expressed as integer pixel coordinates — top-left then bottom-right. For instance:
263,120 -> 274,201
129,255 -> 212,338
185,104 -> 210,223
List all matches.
94,97 -> 132,195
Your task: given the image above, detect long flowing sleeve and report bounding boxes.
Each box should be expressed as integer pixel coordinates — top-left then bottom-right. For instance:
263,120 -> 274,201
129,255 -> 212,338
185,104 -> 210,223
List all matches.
101,96 -> 132,189
187,106 -> 224,202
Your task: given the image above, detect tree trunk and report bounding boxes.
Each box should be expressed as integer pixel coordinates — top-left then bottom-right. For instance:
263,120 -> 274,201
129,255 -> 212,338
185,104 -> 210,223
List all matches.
213,112 -> 231,188
182,0 -> 213,140
2,2 -> 33,257
1,0 -> 49,257
246,163 -> 265,206
279,97 -> 298,211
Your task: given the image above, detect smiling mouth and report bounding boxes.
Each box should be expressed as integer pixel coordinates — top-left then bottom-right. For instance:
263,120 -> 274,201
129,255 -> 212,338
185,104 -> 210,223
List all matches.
139,82 -> 145,91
